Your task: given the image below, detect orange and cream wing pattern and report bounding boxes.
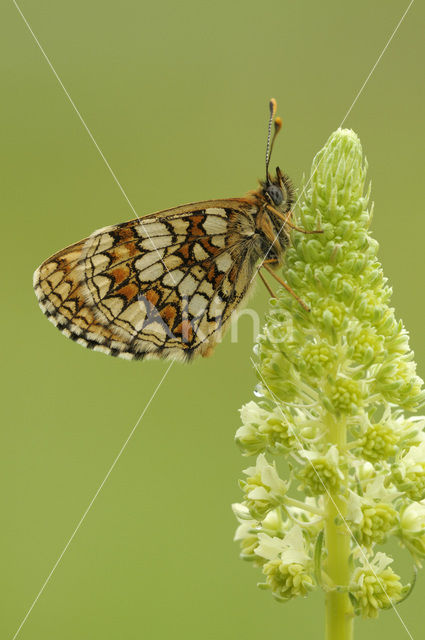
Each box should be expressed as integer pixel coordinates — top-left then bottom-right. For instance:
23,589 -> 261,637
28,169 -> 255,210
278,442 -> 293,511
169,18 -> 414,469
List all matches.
33,203 -> 261,361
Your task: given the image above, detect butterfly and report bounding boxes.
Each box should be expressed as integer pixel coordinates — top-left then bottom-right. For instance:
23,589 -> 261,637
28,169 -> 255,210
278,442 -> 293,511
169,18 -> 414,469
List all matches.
33,99 -> 319,362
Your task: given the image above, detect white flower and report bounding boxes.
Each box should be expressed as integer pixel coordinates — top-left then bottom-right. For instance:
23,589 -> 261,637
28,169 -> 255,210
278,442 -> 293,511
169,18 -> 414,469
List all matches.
401,441 -> 425,470
232,502 -> 252,521
300,444 -> 342,473
356,461 -> 376,482
355,550 -> 394,574
255,525 -> 309,566
232,503 -> 257,542
240,401 -> 268,426
234,519 -> 258,542
400,501 -> 425,534
240,454 -> 288,519
243,454 -> 288,500
347,490 -> 363,524
262,509 -> 285,535
363,475 -> 401,502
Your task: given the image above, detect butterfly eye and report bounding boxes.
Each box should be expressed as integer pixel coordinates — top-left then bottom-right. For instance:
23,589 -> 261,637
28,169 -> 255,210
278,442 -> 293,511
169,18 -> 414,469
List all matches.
266,184 -> 284,206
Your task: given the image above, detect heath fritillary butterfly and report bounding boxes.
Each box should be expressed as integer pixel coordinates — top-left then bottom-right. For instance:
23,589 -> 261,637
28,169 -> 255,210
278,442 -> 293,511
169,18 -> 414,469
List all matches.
33,100 -> 319,362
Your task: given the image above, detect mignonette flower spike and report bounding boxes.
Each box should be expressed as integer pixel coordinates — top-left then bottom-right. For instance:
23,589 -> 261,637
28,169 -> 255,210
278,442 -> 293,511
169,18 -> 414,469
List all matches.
232,129 -> 425,639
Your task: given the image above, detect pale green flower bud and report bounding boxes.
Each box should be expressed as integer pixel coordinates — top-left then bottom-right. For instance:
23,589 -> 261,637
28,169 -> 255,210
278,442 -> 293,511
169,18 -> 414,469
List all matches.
374,358 -> 424,410
234,521 -> 260,561
298,341 -> 335,377
328,376 -> 363,415
351,553 -> 403,618
349,326 -> 384,366
356,461 -> 377,483
400,501 -> 425,533
297,445 -> 343,496
360,422 -> 399,463
261,558 -> 315,602
357,503 -> 398,547
232,503 -> 269,564
399,501 -> 425,559
347,479 -> 399,546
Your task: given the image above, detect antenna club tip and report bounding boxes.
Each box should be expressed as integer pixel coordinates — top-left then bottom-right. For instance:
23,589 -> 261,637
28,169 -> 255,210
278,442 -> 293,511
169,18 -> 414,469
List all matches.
269,98 -> 277,116
274,116 -> 283,132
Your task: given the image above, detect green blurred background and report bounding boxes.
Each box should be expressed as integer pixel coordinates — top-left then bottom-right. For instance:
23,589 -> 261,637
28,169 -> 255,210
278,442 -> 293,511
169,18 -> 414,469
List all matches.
2,1 -> 424,638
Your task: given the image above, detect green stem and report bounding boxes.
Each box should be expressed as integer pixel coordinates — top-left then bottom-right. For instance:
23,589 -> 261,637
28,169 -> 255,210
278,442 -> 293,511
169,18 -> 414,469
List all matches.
284,495 -> 324,516
324,415 -> 354,640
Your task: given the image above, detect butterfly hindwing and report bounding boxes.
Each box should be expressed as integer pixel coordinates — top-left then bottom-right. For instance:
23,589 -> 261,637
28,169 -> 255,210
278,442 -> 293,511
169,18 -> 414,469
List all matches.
34,201 -> 261,361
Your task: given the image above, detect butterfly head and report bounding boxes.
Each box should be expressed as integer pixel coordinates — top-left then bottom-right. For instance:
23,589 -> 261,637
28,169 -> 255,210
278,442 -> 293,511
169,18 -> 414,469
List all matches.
262,167 -> 294,213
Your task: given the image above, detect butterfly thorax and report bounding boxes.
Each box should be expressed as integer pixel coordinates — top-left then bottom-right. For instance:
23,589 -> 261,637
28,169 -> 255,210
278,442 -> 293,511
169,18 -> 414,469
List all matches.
247,167 -> 295,266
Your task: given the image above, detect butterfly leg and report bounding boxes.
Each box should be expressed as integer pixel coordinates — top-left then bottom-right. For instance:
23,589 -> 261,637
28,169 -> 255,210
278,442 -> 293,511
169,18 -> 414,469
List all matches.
258,269 -> 277,298
262,263 -> 310,312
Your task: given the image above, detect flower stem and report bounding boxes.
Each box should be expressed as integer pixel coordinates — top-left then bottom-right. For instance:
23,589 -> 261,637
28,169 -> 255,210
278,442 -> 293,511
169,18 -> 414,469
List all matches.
325,415 -> 354,640
284,495 -> 324,516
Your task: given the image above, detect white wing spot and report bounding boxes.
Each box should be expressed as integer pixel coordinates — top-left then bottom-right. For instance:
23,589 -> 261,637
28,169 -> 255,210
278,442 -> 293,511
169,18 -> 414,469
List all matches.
169,219 -> 190,234
138,261 -> 164,281
93,275 -> 112,296
102,297 -> 125,318
164,254 -> 183,270
215,252 -> 232,273
135,249 -> 165,273
205,207 -> 227,217
189,293 -> 208,317
135,221 -> 169,238
140,236 -> 174,251
178,274 -> 198,297
203,211 -> 228,235
163,269 -> 185,287
55,281 -> 72,300
90,253 -> 111,274
199,280 -> 214,297
193,243 -> 209,261
211,235 -> 225,248
39,262 -> 57,278
46,270 -> 64,291
142,321 -> 168,338
208,295 -> 225,319
84,233 -> 114,256
119,301 -> 148,332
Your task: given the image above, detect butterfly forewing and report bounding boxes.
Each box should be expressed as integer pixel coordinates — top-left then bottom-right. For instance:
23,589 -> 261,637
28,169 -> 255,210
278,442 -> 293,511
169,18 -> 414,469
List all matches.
34,202 -> 261,361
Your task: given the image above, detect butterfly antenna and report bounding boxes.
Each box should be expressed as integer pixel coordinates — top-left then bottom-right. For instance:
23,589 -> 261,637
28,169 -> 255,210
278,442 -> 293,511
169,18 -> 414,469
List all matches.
265,98 -> 282,183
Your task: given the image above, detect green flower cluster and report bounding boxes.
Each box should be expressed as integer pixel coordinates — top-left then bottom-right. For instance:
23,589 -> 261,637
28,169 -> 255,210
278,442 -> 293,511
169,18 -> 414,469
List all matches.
232,129 -> 425,626
297,445 -> 343,496
351,553 -> 403,619
356,502 -> 398,547
360,422 -> 399,463
261,558 -> 314,602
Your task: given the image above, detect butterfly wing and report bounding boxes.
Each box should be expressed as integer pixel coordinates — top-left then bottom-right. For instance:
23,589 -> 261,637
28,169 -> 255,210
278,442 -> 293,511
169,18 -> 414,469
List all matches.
33,201 -> 261,361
